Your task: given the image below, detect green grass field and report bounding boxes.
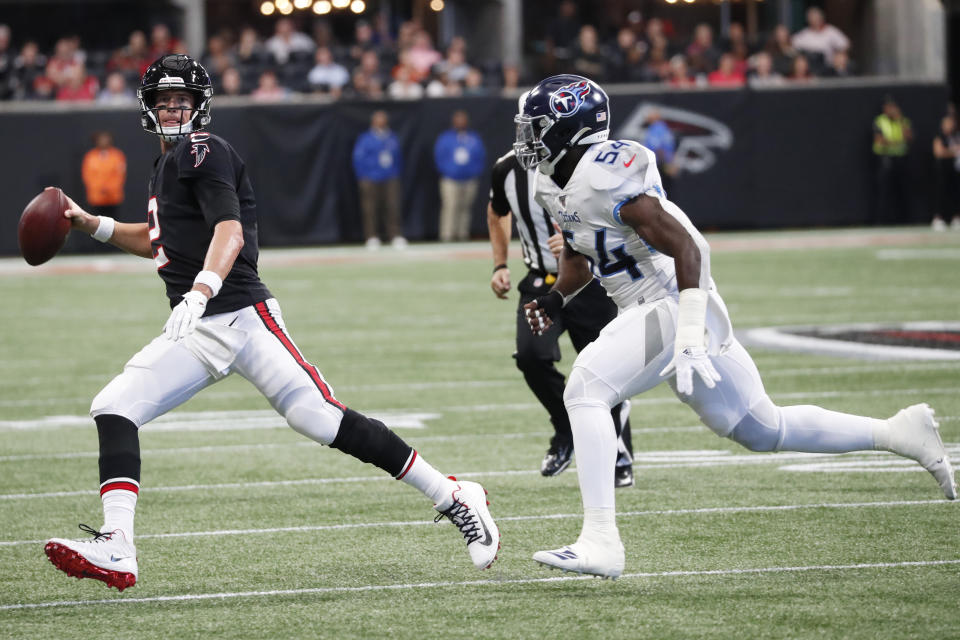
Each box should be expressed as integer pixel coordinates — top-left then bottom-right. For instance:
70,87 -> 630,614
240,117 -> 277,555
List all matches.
1,228 -> 959,639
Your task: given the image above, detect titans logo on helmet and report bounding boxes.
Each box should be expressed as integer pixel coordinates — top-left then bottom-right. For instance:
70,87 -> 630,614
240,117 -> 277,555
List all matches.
549,80 -> 592,118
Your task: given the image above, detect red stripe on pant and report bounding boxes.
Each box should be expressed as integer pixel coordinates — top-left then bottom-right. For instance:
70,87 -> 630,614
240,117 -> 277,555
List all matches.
255,302 -> 346,410
396,450 -> 418,480
100,481 -> 139,496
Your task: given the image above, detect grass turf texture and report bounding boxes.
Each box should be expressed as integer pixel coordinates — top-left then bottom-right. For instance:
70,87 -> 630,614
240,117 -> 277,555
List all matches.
1,228 -> 959,639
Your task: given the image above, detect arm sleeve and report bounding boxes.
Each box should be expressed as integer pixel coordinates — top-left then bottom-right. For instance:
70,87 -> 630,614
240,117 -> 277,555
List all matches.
191,177 -> 241,229
488,157 -> 511,216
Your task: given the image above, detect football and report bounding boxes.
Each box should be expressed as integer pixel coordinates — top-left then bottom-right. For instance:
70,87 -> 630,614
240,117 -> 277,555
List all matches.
18,187 -> 71,266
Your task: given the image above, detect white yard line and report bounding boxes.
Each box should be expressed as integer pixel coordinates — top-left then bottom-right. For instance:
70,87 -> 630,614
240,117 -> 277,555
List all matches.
2,558 -> 958,611
0,498 -> 950,548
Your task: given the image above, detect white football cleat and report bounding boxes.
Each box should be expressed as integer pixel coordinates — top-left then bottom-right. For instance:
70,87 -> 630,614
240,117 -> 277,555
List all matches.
45,525 -> 138,591
435,479 -> 500,570
533,531 -> 625,579
886,403 -> 957,500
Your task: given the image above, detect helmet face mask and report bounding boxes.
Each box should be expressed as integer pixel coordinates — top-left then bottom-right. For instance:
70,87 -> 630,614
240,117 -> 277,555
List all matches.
138,54 -> 213,142
513,75 -> 610,174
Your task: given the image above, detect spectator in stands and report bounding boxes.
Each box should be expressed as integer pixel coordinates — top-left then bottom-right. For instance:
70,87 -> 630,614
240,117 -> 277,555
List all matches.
348,68 -> 384,100
747,51 -> 784,87
501,64 -> 520,91
686,23 -> 720,75
12,40 -> 49,100
46,38 -> 83,89
265,17 -> 314,65
462,67 -> 486,96
822,49 -> 856,78
251,69 -> 290,101
236,26 -> 266,67
358,49 -> 386,88
0,24 -> 12,100
219,66 -> 244,96
722,22 -> 750,75
792,7 -> 849,72
406,30 -> 442,80
787,54 -> 815,83
931,114 -> 960,231
307,47 -> 349,97
435,47 -> 470,84
544,0 -> 580,74
643,108 -> 677,196
609,27 -> 647,84
387,61 -> 423,100
56,64 -> 98,101
707,53 -> 745,88
434,110 -> 486,242
765,24 -> 798,77
348,20 -> 377,68
667,55 -> 696,88
201,35 -> 237,81
81,131 -> 126,219
108,30 -> 151,77
872,96 -> 913,224
641,35 -> 671,83
149,23 -> 183,59
352,110 -> 406,250
97,71 -> 135,105
572,25 -> 607,82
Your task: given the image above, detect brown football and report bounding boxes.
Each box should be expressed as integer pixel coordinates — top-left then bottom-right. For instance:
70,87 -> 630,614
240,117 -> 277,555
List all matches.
18,188 -> 71,266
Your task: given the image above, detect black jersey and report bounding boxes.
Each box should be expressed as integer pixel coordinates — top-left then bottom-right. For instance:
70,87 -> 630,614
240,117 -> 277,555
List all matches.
147,132 -> 272,315
489,151 -> 558,274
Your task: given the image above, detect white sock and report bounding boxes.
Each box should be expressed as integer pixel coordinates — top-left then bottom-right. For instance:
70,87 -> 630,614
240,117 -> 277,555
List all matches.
397,451 -> 457,506
567,401 -> 618,511
779,405 -> 881,453
100,479 -> 138,541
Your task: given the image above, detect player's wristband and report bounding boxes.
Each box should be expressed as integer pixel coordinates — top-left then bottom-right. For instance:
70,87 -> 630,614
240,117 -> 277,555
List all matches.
193,270 -> 223,298
91,216 -> 116,243
675,287 -> 709,351
493,263 -> 508,273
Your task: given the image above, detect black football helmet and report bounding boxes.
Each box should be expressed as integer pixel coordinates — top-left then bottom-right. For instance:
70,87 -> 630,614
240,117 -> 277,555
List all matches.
138,54 -> 213,142
514,75 -> 610,174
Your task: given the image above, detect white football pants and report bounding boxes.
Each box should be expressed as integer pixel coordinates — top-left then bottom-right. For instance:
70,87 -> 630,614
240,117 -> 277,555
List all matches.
91,298 -> 345,443
563,295 -> 881,512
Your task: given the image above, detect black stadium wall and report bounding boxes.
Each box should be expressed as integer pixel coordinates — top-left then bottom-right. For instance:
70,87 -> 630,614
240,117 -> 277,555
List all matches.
0,81 -> 947,257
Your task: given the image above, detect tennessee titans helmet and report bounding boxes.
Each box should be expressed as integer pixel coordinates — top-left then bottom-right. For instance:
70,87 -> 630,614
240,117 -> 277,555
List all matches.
138,54 -> 213,142
514,75 -> 610,174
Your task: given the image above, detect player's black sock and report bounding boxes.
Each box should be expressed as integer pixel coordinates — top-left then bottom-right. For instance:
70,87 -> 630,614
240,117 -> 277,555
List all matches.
330,408 -> 413,477
96,414 -> 141,484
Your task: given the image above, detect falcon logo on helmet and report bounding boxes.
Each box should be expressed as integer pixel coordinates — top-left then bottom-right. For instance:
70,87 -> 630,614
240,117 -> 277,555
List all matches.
138,54 -> 213,143
549,80 -> 592,117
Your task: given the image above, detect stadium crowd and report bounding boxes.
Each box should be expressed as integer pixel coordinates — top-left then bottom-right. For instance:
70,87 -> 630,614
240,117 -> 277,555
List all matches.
0,5 -> 856,104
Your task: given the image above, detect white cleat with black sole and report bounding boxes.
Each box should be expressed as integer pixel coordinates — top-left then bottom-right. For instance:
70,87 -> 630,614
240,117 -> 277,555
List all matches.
885,403 -> 957,500
435,479 -> 500,570
533,532 -> 625,580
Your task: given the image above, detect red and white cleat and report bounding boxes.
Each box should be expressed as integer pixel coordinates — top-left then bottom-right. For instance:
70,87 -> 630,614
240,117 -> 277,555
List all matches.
44,525 -> 138,591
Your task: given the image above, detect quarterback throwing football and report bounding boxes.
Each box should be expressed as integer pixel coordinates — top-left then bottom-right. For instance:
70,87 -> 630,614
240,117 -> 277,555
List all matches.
516,75 -> 956,579
42,55 -> 499,591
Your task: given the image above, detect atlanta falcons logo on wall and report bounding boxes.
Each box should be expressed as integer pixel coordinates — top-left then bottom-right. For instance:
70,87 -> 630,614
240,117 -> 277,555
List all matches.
191,142 -> 210,168
550,80 -> 591,118
616,103 -> 732,174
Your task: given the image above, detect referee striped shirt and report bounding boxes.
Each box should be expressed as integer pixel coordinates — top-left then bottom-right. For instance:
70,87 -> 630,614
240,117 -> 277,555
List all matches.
489,150 -> 558,274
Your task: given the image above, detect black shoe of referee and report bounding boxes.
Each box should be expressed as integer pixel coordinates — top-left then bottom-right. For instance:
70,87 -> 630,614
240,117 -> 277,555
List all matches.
540,437 -> 573,477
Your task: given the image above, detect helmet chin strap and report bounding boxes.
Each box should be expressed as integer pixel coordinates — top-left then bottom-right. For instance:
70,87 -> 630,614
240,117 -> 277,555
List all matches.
537,126 -> 595,176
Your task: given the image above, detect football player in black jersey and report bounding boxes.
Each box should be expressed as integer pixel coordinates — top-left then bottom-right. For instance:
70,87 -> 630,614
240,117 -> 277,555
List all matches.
42,55 -> 499,592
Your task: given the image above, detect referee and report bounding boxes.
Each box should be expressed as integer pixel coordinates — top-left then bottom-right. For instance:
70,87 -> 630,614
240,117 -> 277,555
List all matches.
487,150 -> 635,488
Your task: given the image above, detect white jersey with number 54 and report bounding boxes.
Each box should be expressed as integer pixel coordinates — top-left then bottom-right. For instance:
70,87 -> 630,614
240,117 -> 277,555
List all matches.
533,139 -> 708,311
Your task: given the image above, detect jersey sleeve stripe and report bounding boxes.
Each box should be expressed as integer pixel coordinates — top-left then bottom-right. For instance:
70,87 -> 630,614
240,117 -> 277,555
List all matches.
254,302 -> 346,411
612,198 -> 629,225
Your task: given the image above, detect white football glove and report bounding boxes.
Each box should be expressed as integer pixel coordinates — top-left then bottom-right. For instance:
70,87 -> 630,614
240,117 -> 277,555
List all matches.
164,290 -> 208,341
659,345 -> 721,396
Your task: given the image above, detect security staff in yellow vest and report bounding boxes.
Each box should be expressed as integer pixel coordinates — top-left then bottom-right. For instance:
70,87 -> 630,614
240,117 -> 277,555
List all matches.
872,96 -> 913,225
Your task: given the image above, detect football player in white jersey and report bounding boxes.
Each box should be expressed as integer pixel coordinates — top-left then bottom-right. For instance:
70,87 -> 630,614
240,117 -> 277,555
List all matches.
514,75 -> 957,580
